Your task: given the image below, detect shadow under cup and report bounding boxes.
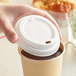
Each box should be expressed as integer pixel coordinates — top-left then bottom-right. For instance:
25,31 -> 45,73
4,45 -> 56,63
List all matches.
18,42 -> 64,76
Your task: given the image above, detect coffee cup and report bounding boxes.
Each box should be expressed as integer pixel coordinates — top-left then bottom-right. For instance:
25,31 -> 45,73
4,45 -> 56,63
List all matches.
14,15 -> 65,76
18,42 -> 64,76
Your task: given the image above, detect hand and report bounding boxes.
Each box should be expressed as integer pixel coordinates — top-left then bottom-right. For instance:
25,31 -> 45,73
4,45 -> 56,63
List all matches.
0,3 -> 61,43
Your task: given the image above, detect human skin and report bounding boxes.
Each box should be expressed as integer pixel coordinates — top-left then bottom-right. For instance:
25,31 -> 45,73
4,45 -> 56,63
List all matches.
0,3 -> 61,43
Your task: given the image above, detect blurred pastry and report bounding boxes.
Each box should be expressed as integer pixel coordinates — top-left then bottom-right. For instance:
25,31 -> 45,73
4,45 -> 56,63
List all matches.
33,0 -> 44,9
44,1 -> 74,13
33,0 -> 75,13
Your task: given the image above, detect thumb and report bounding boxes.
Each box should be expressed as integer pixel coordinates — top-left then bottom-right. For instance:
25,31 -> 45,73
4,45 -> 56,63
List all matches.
0,14 -> 18,43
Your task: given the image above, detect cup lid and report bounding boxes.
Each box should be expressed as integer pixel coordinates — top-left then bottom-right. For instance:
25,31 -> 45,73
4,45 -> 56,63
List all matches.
14,15 -> 60,57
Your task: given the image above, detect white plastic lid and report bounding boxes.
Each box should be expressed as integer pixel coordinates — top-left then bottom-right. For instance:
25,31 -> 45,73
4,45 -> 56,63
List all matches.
14,15 -> 60,57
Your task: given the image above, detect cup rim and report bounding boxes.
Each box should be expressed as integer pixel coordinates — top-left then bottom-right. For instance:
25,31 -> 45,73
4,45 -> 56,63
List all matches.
18,42 -> 65,61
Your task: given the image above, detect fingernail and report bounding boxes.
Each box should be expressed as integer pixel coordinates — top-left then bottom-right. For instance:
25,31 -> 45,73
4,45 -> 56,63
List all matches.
13,36 -> 18,43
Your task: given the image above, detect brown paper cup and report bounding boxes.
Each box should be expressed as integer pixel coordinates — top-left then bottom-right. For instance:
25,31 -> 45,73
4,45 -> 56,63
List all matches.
18,42 -> 64,76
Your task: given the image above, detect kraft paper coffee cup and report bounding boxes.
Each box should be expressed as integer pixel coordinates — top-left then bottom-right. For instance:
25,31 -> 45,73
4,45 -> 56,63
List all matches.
18,42 -> 64,76
14,15 -> 63,76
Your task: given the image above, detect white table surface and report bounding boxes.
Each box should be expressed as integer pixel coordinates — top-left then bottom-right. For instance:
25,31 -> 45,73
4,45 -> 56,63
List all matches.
0,0 -> 76,76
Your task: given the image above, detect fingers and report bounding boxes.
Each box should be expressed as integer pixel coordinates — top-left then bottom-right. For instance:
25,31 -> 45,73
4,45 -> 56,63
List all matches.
0,14 -> 18,43
2,4 -> 61,40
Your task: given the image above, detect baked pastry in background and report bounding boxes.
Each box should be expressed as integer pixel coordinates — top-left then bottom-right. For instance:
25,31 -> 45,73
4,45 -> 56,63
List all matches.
33,0 -> 75,13
45,1 -> 74,13
33,0 -> 44,9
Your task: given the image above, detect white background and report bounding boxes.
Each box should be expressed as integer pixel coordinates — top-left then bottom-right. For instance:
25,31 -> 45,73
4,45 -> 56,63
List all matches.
0,0 -> 76,76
